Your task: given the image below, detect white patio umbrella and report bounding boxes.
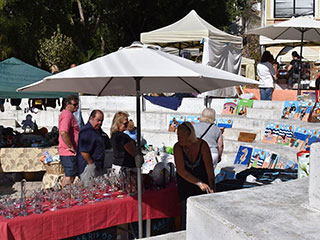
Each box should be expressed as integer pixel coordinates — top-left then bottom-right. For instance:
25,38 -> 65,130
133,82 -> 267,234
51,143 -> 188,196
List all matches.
18,43 -> 259,238
247,16 -> 320,93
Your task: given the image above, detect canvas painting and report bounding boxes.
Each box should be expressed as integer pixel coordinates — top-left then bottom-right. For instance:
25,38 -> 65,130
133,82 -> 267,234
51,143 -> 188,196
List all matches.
285,160 -> 298,170
186,115 -> 200,124
276,124 -> 295,146
168,115 -> 185,132
234,146 -> 253,166
290,127 -> 310,150
297,151 -> 310,178
263,152 -> 279,169
262,123 -> 281,144
236,99 -> 253,116
221,98 -> 239,115
309,102 -> 320,123
249,148 -> 267,168
217,118 -> 233,128
304,129 -> 320,150
301,101 -> 315,122
281,101 -> 299,119
295,101 -> 313,121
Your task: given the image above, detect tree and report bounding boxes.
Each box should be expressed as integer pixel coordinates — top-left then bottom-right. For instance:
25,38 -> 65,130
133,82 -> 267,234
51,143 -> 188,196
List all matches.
38,26 -> 77,70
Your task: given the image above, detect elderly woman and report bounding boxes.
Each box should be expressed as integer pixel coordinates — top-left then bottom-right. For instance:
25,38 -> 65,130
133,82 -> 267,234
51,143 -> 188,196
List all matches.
174,121 -> 215,230
193,108 -> 224,169
110,111 -> 136,169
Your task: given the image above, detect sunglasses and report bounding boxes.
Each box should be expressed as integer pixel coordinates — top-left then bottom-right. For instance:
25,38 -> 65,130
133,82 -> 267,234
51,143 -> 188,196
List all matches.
69,102 -> 79,107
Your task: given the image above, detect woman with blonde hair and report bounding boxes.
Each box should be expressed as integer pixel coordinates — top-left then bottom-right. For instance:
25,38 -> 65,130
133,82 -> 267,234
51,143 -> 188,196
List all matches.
110,111 -> 136,168
174,121 -> 215,230
193,108 -> 224,169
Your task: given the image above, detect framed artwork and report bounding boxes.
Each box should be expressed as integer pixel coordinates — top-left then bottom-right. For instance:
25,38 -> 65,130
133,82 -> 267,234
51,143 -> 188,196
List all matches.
234,146 -> 253,166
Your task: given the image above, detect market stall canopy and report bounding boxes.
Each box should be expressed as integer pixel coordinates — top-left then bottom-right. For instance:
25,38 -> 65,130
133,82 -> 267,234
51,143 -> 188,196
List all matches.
140,10 -> 242,48
18,44 -> 259,95
0,57 -> 74,98
278,46 -> 320,62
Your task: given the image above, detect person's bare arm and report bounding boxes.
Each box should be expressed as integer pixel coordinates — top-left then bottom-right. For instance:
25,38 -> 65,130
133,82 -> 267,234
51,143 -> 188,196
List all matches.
217,135 -> 224,163
174,142 -> 211,192
201,141 -> 215,192
273,64 -> 278,80
124,141 -> 136,158
287,64 -> 293,72
60,131 -> 75,153
80,152 -> 93,165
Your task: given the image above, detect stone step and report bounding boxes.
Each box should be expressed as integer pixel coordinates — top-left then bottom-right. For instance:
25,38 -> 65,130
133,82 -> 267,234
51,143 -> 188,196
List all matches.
246,108 -> 283,120
252,100 -> 284,110
0,119 -> 19,128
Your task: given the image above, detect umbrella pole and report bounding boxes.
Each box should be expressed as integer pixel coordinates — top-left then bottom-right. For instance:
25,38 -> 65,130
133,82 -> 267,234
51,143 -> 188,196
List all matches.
298,30 -> 305,95
135,77 -> 144,239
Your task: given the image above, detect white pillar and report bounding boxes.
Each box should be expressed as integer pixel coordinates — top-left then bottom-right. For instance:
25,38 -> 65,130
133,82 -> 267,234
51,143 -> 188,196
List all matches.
309,142 -> 320,210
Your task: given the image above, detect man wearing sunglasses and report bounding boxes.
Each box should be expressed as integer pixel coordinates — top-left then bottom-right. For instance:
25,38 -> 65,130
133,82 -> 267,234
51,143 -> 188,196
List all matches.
59,95 -> 80,187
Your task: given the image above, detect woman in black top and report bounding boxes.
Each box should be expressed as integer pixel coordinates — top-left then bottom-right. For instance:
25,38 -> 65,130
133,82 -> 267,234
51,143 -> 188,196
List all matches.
110,111 -> 136,168
174,121 -> 215,230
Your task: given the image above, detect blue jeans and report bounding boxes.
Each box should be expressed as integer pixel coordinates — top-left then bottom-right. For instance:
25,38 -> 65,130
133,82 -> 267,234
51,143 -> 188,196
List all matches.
260,88 -> 273,101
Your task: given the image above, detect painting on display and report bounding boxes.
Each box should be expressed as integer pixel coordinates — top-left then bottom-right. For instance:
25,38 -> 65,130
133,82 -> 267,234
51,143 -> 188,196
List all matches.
303,129 -> 320,150
236,99 -> 253,116
221,98 -> 239,115
249,148 -> 268,168
186,116 -> 200,124
262,152 -> 279,169
275,156 -> 289,169
276,124 -> 295,146
234,146 -> 253,166
262,123 -> 281,144
294,101 -> 314,121
285,160 -> 298,170
216,118 -> 233,128
309,102 -> 320,123
301,101 -> 315,122
290,127 -> 311,150
281,101 -> 299,119
168,115 -> 185,132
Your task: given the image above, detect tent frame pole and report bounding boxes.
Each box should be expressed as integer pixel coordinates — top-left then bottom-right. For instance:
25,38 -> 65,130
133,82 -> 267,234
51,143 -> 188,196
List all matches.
135,77 -> 144,239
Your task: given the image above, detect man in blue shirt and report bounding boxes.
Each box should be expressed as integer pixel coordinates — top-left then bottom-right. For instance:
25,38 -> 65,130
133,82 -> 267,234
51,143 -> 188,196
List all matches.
77,110 -> 108,187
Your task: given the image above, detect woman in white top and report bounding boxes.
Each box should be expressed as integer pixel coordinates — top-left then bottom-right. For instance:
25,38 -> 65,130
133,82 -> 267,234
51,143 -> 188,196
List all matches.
257,51 -> 278,100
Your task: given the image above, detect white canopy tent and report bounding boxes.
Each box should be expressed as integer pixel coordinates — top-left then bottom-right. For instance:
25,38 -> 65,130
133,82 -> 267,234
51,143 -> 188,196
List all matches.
140,10 -> 242,48
278,46 -> 320,62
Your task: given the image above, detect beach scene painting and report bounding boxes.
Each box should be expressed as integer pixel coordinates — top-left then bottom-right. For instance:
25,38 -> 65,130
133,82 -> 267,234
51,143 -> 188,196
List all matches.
249,148 -> 268,168
262,123 -> 280,144
222,98 -> 239,115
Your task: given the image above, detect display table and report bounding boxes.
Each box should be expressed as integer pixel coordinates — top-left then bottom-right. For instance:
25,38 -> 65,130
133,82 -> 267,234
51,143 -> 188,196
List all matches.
0,183 -> 180,240
0,147 -> 58,172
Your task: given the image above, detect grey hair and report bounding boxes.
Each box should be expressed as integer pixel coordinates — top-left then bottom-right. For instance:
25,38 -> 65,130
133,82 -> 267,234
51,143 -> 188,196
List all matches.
199,108 -> 216,124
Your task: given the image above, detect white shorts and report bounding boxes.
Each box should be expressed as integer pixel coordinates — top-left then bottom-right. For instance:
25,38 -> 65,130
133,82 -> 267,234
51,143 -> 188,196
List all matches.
211,152 -> 219,169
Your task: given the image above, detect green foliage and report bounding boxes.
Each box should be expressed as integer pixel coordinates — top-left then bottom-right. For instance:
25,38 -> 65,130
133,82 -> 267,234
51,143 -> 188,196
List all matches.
38,26 -> 76,70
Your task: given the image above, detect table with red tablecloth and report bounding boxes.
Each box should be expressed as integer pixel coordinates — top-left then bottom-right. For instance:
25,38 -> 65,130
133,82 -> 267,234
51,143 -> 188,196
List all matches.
0,183 -> 180,240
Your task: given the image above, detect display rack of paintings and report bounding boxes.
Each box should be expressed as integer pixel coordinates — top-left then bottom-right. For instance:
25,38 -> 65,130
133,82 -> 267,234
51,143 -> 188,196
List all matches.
221,98 -> 239,115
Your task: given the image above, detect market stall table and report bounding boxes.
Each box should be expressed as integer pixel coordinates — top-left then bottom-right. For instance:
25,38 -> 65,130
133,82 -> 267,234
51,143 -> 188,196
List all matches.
0,183 -> 180,240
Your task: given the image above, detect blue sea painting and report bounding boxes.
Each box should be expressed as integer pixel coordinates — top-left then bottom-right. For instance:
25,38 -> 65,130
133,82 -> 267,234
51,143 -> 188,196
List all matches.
281,101 -> 298,119
217,118 -> 233,128
186,115 -> 200,124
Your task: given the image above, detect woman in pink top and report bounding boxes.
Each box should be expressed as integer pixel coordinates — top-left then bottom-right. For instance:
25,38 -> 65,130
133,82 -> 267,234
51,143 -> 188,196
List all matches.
59,95 -> 80,186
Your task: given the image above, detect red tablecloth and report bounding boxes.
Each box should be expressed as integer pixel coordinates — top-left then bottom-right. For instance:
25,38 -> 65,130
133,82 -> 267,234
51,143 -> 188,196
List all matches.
0,183 -> 180,240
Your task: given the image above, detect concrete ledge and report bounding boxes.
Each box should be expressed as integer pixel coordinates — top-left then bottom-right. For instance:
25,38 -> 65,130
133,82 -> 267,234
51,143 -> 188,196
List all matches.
187,178 -> 320,240
143,231 -> 186,240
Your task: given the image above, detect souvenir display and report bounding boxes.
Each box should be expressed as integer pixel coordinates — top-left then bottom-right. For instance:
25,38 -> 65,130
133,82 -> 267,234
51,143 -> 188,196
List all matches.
185,115 -> 200,124
216,118 -> 233,128
281,101 -> 299,119
262,123 -> 280,144
276,124 -> 295,146
249,148 -> 267,168
168,115 -> 185,132
234,146 -> 253,166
